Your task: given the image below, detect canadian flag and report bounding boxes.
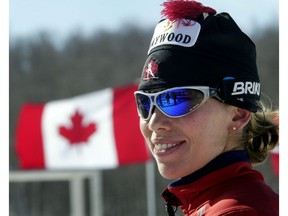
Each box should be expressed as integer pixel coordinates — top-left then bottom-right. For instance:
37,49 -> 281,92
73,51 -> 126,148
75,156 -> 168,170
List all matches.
15,84 -> 150,170
270,146 -> 279,176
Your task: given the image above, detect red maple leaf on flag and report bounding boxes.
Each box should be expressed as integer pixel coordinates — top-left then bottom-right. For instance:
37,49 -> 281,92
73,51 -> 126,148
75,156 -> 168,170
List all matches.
58,110 -> 96,145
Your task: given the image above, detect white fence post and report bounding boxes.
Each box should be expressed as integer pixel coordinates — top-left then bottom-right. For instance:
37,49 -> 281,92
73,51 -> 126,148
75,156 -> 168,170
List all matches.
146,161 -> 156,216
70,174 -> 85,216
89,170 -> 103,216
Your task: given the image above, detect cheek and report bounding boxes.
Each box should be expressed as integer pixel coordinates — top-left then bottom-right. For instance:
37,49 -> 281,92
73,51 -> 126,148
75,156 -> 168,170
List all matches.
182,105 -> 229,145
139,120 -> 153,152
139,120 -> 150,139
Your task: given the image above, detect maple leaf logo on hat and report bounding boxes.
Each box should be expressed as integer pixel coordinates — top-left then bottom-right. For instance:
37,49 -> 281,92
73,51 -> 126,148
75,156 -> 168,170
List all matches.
143,59 -> 159,81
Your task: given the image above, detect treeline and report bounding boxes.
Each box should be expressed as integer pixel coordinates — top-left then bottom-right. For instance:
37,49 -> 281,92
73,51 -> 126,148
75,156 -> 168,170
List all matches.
9,24 -> 279,216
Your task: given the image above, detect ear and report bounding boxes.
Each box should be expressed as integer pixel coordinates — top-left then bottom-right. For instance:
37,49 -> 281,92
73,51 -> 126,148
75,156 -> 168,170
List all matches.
231,108 -> 251,130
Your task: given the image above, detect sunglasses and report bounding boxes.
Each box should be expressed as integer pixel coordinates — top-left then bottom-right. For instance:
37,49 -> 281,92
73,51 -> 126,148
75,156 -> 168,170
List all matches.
134,86 -> 218,120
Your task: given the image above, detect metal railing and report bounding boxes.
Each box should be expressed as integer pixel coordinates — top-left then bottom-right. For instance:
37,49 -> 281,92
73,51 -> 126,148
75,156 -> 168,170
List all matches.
10,170 -> 103,216
9,161 -> 156,216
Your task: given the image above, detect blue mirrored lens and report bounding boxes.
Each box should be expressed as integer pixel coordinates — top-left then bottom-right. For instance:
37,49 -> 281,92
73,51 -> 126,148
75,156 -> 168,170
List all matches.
136,94 -> 151,119
135,88 -> 206,119
156,89 -> 205,116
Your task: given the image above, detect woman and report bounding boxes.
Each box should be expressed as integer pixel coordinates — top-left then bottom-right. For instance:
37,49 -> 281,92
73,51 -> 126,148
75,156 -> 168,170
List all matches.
134,0 -> 279,215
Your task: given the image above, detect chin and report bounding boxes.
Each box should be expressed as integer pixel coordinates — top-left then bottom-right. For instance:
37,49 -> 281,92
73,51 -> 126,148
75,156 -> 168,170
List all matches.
157,164 -> 183,180
157,161 -> 201,180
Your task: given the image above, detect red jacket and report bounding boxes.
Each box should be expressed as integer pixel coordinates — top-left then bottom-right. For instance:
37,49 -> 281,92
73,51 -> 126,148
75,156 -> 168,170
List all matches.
162,151 -> 279,216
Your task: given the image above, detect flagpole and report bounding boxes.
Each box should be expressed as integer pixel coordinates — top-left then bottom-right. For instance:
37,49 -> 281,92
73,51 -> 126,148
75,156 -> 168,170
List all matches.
146,160 -> 156,216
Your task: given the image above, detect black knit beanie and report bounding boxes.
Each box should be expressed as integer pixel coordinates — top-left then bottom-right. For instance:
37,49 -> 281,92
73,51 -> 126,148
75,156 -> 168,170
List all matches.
138,0 -> 261,112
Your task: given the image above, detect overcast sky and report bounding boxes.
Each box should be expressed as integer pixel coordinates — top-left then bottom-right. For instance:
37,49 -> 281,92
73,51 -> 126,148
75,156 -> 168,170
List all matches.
10,0 -> 278,40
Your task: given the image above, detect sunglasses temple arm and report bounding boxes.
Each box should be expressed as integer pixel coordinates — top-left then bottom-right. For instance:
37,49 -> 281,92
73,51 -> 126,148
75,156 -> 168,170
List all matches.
210,88 -> 224,103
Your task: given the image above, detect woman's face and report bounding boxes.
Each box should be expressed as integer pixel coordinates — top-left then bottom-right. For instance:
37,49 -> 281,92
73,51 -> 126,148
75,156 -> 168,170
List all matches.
140,98 -> 238,179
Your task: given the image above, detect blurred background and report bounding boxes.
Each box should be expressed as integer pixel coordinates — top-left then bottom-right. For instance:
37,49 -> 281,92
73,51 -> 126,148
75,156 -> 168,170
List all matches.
9,0 -> 279,215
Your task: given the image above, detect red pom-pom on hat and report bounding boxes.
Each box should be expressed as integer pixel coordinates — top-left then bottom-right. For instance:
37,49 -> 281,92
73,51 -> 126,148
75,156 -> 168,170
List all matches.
161,0 -> 216,22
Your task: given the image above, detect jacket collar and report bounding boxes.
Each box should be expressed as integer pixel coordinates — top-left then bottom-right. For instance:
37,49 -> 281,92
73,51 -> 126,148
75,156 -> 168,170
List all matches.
162,150 -> 251,206
170,150 -> 250,187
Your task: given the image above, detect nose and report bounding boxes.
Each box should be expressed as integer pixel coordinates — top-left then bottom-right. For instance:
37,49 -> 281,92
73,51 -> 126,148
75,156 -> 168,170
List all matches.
148,106 -> 172,132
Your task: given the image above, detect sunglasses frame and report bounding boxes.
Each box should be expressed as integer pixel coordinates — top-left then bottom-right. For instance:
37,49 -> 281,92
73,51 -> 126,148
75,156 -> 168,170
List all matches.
134,86 -> 219,120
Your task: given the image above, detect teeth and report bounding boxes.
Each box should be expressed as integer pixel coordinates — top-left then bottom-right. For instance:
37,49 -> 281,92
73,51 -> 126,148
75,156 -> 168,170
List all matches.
154,144 -> 177,151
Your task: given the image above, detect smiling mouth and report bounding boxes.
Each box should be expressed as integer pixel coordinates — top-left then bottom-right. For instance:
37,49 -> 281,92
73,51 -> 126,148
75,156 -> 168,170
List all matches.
152,140 -> 185,154
154,143 -> 177,151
